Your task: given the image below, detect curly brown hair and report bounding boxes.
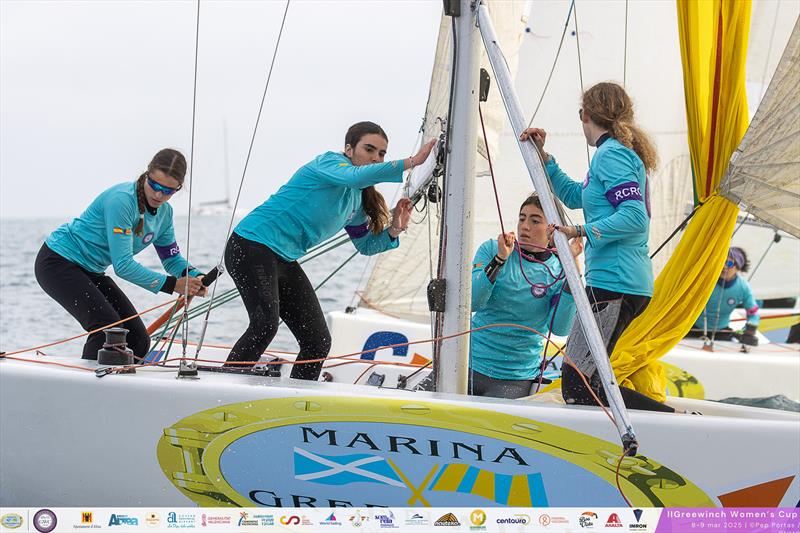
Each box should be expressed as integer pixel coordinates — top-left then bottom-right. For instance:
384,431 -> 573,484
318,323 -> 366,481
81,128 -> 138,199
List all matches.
582,82 -> 658,173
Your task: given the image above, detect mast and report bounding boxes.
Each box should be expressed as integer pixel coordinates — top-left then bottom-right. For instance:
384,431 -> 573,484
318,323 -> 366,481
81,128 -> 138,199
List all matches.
434,0 -> 481,394
475,1 -> 638,453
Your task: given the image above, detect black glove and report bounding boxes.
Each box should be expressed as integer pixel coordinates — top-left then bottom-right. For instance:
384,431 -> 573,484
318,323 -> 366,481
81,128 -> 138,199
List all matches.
740,324 -> 759,346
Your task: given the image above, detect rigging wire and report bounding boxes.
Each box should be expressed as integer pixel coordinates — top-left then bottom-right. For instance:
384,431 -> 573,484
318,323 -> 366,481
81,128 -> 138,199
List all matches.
194,0 -> 291,360
758,2 -> 781,104
527,0 -> 576,128
649,204 -> 700,259
181,0 -> 201,358
478,104 -> 506,235
748,230 -> 780,281
623,0 -> 629,88
0,299 -> 179,357
151,233 -> 351,339
572,1 -> 591,170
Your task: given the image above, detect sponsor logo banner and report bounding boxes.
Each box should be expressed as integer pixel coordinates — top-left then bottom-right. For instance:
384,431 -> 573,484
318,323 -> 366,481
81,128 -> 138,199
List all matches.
9,508 -> 797,532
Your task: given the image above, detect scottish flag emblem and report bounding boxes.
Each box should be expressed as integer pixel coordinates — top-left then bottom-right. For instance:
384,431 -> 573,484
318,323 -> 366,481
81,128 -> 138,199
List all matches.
293,447 -> 405,487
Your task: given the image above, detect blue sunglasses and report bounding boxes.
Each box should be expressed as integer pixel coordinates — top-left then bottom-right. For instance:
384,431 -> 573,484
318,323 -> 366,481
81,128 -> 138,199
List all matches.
147,175 -> 181,196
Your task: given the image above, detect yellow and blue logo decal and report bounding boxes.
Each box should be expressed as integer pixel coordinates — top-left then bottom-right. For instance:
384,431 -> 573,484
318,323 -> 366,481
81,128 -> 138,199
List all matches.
156,397 -> 713,508
0,513 -> 23,530
112,227 -> 132,235
663,362 -> 705,399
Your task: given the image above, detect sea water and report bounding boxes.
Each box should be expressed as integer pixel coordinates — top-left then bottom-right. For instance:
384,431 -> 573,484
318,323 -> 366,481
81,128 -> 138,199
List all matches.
0,215 -> 370,356
2,215 -> 798,412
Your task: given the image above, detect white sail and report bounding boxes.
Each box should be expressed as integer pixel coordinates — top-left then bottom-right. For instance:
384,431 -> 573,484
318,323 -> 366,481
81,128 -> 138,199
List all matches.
363,0 -> 694,320
363,1 -> 800,320
746,1 -> 800,113
722,18 -> 800,238
719,17 -> 800,301
362,1 -> 528,322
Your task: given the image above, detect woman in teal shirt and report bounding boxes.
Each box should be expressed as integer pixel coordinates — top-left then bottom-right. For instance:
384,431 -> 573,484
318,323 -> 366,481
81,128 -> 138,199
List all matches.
689,246 -> 760,345
226,121 -> 434,380
470,193 -> 581,399
35,149 -> 205,360
521,82 -> 674,412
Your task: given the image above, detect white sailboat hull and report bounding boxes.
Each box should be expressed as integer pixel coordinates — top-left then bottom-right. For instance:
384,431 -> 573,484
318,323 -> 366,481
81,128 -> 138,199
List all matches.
1,353 -> 798,507
326,309 -> 800,403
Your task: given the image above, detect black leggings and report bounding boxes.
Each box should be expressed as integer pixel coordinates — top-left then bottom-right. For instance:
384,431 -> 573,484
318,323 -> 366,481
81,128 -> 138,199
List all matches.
34,243 -> 150,359
562,286 -> 674,413
469,369 -> 534,400
225,233 -> 331,380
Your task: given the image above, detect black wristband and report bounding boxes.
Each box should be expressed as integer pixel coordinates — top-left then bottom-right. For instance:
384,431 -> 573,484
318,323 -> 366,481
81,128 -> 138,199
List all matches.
160,275 -> 177,294
484,255 -> 506,283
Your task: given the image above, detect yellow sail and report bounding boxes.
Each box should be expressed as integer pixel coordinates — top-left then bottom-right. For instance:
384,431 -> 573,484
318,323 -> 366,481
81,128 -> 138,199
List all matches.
610,0 -> 751,401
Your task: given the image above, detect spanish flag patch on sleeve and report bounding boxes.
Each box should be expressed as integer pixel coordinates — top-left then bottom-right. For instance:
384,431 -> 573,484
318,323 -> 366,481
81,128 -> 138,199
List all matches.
338,162 -> 349,167
113,227 -> 132,235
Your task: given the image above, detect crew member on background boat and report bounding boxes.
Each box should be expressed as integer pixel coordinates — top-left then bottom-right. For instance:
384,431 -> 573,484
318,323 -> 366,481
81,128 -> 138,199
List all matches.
35,149 -> 206,360
225,121 -> 435,380
521,81 -> 675,413
688,246 -> 760,345
469,193 -> 581,399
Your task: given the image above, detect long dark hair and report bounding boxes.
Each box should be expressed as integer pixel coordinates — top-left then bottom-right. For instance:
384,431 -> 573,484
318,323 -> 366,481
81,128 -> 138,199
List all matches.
134,149 -> 186,235
345,121 -> 390,235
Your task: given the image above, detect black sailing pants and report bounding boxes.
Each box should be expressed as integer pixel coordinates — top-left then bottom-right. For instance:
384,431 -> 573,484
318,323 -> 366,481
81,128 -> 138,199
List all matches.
34,243 -> 150,360
562,286 -> 675,413
225,233 -> 331,381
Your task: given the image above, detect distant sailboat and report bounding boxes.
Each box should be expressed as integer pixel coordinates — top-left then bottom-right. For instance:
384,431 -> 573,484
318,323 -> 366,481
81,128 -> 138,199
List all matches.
193,119 -> 234,216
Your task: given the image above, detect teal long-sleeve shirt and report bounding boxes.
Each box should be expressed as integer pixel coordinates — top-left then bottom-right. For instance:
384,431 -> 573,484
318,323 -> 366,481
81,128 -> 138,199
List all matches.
694,275 -> 760,330
234,151 -> 405,261
470,239 -> 577,380
545,136 -> 654,297
45,182 -> 200,293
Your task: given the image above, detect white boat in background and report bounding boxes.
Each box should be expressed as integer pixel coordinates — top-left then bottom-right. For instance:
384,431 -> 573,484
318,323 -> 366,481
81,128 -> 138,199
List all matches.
191,120 -> 247,218
1,0 -> 799,510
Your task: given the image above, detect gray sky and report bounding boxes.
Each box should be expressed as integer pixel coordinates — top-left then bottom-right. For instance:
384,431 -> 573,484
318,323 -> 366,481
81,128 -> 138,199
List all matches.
0,0 -> 442,218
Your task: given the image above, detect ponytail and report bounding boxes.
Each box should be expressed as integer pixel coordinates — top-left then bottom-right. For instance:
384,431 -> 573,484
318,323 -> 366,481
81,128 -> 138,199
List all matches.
582,82 -> 658,173
610,120 -> 658,174
134,173 -> 147,236
344,122 -> 391,234
361,186 -> 390,234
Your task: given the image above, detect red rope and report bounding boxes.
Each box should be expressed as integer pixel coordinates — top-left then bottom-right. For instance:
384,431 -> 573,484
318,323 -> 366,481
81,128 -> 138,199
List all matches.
478,103 -> 506,235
